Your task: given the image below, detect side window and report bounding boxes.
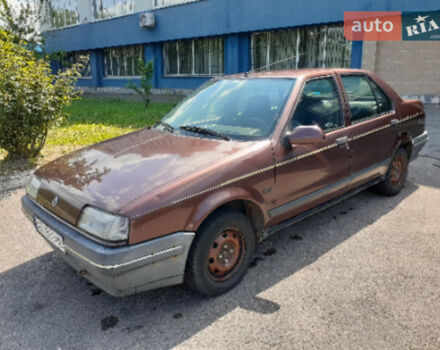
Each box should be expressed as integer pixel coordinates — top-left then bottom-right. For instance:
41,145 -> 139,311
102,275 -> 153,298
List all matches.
341,75 -> 376,123
341,75 -> 393,124
290,77 -> 343,132
368,78 -> 393,115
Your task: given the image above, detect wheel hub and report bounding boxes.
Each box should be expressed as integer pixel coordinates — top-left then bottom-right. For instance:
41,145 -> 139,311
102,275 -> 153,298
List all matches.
390,156 -> 403,185
208,228 -> 243,280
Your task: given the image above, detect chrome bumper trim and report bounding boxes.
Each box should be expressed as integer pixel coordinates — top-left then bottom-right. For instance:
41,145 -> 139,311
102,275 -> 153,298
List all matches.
413,130 -> 429,147
411,130 -> 429,161
64,244 -> 184,271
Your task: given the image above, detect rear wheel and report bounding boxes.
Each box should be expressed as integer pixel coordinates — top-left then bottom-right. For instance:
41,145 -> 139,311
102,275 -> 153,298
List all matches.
373,147 -> 409,196
185,209 -> 256,296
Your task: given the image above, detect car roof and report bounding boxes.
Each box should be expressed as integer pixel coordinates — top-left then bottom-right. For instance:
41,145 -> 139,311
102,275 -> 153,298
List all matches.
222,68 -> 370,80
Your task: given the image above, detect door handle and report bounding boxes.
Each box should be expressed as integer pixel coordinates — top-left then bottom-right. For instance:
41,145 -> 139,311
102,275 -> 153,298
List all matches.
390,118 -> 399,126
336,136 -> 350,150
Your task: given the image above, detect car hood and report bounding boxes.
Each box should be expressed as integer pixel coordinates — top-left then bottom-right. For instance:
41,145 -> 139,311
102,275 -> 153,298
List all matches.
34,128 -> 252,224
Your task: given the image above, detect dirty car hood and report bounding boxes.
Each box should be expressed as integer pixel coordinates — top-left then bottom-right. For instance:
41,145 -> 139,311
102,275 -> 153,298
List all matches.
34,128 -> 249,224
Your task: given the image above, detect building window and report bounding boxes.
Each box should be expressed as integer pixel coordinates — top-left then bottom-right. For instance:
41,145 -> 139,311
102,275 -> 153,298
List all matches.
251,24 -> 351,71
103,45 -> 144,77
163,37 -> 224,76
39,0 -> 203,31
46,0 -> 80,29
153,0 -> 202,9
64,51 -> 91,77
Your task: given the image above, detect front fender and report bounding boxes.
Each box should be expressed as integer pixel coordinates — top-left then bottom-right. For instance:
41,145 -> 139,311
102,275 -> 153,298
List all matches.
185,186 -> 268,232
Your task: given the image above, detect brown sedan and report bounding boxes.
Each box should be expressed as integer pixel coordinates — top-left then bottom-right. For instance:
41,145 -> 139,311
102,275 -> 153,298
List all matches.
22,69 -> 428,296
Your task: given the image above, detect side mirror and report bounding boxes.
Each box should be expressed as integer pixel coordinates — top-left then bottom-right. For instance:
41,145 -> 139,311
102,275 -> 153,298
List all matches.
287,125 -> 325,146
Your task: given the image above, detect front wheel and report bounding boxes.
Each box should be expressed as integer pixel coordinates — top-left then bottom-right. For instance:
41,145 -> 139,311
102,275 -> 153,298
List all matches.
185,209 -> 256,296
373,147 -> 409,196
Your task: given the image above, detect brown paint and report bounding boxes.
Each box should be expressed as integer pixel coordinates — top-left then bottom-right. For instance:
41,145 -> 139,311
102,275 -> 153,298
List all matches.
33,69 -> 426,245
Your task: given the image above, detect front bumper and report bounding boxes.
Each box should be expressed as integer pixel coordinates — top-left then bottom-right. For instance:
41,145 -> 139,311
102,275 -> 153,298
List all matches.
21,195 -> 195,296
410,130 -> 429,162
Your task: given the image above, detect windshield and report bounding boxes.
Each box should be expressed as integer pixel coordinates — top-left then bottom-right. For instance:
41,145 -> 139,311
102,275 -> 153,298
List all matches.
159,78 -> 296,141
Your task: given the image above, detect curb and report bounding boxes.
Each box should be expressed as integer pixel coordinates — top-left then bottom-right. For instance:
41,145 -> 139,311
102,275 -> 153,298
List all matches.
0,171 -> 33,194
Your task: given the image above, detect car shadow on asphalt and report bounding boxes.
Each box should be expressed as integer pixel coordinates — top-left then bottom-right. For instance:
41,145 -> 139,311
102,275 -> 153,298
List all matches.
0,182 -> 419,349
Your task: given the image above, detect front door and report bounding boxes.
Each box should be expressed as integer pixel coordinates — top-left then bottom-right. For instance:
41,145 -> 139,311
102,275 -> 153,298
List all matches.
267,75 -> 351,226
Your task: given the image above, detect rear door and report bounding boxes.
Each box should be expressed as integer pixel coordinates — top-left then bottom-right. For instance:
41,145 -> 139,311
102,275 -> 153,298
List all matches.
338,74 -> 398,187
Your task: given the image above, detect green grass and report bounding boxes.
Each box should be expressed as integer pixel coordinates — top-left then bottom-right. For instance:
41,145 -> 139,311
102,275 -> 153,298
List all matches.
46,98 -> 175,146
0,98 -> 176,174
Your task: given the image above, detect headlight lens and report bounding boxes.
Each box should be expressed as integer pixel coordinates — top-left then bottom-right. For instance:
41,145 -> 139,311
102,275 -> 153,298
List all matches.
25,176 -> 41,199
77,207 -> 129,241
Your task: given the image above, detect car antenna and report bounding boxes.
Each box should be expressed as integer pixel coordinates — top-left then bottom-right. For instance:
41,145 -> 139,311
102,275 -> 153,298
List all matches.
243,53 -> 306,76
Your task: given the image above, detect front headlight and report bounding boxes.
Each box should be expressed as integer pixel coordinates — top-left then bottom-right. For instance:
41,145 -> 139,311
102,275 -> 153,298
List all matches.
77,206 -> 129,242
25,176 -> 41,199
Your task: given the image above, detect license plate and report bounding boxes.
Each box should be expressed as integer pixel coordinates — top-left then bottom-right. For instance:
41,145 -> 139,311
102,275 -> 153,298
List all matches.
34,217 -> 65,253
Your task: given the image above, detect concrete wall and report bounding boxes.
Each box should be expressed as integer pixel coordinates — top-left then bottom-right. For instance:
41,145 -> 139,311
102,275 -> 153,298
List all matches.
362,41 -> 440,101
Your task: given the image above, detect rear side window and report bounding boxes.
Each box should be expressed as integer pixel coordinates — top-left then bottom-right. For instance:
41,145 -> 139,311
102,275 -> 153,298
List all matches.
368,78 -> 393,114
341,75 -> 392,124
290,77 -> 343,132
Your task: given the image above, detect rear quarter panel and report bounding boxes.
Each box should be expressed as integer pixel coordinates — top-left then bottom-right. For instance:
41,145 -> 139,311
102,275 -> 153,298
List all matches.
398,99 -> 426,141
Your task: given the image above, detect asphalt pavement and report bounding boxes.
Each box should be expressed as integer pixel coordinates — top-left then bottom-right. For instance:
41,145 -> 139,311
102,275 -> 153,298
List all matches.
0,105 -> 439,350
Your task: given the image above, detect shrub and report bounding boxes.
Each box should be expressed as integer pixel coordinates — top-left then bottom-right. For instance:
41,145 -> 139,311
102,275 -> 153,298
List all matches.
127,60 -> 154,107
0,29 -> 81,160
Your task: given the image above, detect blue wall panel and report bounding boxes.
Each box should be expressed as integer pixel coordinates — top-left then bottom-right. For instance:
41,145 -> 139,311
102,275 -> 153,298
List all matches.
101,78 -> 138,87
89,50 -> 103,86
238,34 -> 251,73
224,34 -> 251,75
77,78 -> 95,87
44,0 -> 440,52
158,76 -> 210,90
350,41 -> 363,69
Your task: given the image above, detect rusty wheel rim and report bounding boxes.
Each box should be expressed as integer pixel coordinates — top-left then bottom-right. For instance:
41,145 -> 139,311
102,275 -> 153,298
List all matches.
390,155 -> 405,185
208,228 -> 245,281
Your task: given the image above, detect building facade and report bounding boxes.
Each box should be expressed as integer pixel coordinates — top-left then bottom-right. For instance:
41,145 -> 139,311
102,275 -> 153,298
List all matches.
42,0 -> 440,99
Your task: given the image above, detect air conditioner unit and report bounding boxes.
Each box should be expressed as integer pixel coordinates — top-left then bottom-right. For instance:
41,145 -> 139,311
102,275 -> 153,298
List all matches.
139,12 -> 156,29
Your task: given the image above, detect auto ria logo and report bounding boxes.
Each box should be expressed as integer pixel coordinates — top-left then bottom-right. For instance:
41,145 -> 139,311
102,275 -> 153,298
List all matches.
403,12 -> 440,40
344,11 -> 440,41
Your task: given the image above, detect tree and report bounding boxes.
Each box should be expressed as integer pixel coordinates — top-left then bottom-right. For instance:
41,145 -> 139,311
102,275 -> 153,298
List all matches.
127,60 -> 154,107
0,0 -> 42,50
0,29 -> 81,160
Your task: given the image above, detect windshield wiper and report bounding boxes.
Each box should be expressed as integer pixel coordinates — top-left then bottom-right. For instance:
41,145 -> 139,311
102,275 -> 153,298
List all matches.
179,125 -> 230,141
154,120 -> 174,133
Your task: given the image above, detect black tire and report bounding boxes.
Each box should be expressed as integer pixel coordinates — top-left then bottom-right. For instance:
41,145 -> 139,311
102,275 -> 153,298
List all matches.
185,209 -> 256,296
373,147 -> 409,196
